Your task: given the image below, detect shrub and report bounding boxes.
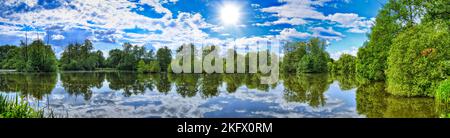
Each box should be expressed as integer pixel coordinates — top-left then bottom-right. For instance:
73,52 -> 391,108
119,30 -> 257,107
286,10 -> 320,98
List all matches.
386,21 -> 450,97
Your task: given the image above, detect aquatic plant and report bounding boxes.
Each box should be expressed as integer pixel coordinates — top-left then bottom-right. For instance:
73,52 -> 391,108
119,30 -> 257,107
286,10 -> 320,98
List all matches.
0,95 -> 43,118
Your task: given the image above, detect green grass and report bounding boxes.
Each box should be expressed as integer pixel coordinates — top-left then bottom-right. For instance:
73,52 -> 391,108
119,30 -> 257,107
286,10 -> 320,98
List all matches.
0,95 -> 44,118
436,79 -> 450,103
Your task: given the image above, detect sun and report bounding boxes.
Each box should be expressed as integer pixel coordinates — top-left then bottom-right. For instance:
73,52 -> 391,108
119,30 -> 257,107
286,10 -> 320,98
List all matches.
220,4 -> 241,25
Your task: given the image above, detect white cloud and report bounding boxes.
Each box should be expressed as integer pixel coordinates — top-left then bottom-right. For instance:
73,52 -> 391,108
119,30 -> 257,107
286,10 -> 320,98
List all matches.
330,47 -> 358,60
4,0 -> 38,7
0,0 -> 221,51
260,0 -> 329,20
251,4 -> 260,8
277,28 -> 311,40
258,0 -> 373,33
310,27 -> 344,41
254,18 -> 307,26
51,34 -> 65,40
327,13 -> 374,33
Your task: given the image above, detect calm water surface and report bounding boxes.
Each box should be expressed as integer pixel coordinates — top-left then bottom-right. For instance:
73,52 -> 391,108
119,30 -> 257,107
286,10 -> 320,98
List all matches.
0,72 -> 444,118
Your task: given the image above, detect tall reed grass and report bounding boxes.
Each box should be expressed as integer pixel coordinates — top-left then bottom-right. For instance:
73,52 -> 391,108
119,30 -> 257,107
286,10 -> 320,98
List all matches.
0,95 -> 44,118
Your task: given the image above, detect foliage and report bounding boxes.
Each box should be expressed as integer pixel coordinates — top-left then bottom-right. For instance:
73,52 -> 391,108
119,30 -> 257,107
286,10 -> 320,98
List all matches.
436,79 -> 450,103
137,60 -> 161,73
281,42 -> 306,73
355,2 -> 401,82
386,21 -> 450,97
0,95 -> 43,118
0,45 -> 19,69
296,38 -> 330,73
60,40 -> 105,70
14,40 -> 57,72
331,54 -> 356,74
106,43 -> 154,71
156,46 -> 172,72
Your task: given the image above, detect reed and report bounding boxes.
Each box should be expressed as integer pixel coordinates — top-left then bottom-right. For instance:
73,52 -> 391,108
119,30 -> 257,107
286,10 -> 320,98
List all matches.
0,95 -> 44,118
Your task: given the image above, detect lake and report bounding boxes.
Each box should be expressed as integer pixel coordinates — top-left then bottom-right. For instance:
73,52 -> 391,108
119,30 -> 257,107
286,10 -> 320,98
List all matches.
0,72 -> 446,118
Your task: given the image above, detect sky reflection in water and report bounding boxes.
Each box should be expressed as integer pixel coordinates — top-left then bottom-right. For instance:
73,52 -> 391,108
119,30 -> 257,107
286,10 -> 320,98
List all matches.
0,72 -> 441,118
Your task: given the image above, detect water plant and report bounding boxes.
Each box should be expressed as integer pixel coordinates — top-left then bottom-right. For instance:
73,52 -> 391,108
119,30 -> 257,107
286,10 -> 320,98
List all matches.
0,95 -> 43,118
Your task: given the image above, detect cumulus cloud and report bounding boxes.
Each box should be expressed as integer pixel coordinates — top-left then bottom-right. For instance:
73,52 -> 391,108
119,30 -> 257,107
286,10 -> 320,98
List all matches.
330,46 -> 359,60
277,28 -> 311,40
310,27 -> 345,41
257,0 -> 373,33
0,0 -> 220,50
51,34 -> 65,40
327,13 -> 374,33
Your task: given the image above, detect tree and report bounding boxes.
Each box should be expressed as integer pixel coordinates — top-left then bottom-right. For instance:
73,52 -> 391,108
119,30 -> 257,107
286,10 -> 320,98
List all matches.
0,45 -> 18,69
386,21 -> 450,97
356,0 -> 426,83
156,46 -> 172,72
296,38 -> 329,73
282,42 -> 307,73
15,40 -> 57,72
332,54 -> 356,74
60,40 -> 104,70
106,49 -> 123,68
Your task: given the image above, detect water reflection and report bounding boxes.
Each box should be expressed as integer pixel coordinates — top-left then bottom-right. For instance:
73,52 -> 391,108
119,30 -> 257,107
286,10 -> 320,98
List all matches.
0,73 -> 56,99
282,73 -> 331,107
0,72 -> 447,118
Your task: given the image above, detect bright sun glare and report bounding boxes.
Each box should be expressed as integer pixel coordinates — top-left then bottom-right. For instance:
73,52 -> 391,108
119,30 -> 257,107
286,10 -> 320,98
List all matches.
220,4 -> 241,25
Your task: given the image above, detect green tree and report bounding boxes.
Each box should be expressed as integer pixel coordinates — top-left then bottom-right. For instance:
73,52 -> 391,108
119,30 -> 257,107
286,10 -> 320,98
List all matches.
333,54 -> 356,74
282,42 -> 307,73
60,40 -> 104,70
356,0 -> 426,83
15,40 -> 57,72
156,46 -> 172,72
297,38 -> 329,73
386,21 -> 450,97
0,45 -> 18,69
106,49 -> 123,68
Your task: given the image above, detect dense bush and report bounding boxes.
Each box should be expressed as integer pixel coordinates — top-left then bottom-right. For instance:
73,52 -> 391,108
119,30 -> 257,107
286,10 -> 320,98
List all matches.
386,21 -> 450,97
137,60 -> 161,73
331,54 -> 356,74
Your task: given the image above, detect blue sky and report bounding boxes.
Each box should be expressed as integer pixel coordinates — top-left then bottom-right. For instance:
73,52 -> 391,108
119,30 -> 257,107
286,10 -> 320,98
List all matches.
0,0 -> 386,59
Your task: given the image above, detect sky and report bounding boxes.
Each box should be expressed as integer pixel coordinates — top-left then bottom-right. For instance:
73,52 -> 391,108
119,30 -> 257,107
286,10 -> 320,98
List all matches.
0,0 -> 386,59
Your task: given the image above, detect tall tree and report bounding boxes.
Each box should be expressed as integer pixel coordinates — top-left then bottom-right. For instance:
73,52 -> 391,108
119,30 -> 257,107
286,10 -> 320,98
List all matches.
156,46 -> 172,72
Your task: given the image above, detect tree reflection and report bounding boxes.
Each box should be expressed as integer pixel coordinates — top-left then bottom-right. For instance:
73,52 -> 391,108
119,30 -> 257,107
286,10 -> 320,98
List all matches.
106,72 -> 147,97
61,72 -> 105,100
171,74 -> 199,98
356,82 -> 388,118
0,73 -> 56,99
154,73 -> 171,94
331,73 -> 358,90
199,74 -> 222,98
222,74 -> 244,93
282,73 -> 330,107
356,82 -> 440,118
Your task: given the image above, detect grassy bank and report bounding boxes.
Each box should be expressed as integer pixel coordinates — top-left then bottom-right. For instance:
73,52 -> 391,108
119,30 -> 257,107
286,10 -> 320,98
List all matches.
0,95 -> 43,118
